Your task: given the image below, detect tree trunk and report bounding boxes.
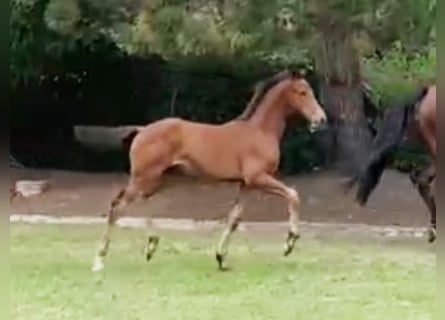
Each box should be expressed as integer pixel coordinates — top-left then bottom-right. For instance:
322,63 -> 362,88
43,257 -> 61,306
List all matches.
314,22 -> 373,175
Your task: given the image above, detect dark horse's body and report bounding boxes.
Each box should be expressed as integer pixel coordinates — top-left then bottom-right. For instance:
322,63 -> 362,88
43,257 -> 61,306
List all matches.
346,85 -> 436,242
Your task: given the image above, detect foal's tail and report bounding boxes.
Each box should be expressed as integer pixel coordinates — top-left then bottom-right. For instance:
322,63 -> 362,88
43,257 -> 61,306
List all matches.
122,128 -> 141,152
346,87 -> 429,205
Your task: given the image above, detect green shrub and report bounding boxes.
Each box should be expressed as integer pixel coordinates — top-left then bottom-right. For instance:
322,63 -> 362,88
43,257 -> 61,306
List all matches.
363,43 -> 436,108
362,44 -> 435,171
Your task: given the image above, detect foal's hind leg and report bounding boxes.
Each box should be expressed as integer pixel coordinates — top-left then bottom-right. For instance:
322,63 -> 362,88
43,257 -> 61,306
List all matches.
216,184 -> 246,271
92,182 -> 140,272
92,173 -> 163,271
141,178 -> 163,262
249,174 -> 301,256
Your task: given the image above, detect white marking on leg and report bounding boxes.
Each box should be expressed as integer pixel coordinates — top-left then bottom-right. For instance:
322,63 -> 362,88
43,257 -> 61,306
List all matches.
92,255 -> 104,272
284,187 -> 300,256
217,203 -> 243,257
286,188 -> 300,235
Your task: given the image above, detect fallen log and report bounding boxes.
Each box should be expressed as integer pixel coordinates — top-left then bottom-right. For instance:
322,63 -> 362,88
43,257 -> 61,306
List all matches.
73,125 -> 142,151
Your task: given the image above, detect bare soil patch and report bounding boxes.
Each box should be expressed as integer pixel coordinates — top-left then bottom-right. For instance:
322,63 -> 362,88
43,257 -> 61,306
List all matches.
10,168 -> 428,228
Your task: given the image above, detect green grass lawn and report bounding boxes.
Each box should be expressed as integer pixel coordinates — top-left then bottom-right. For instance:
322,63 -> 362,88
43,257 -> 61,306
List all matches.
11,224 -> 435,320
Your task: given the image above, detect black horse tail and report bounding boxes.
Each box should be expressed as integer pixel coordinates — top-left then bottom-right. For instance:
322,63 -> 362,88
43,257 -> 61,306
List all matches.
350,87 -> 429,205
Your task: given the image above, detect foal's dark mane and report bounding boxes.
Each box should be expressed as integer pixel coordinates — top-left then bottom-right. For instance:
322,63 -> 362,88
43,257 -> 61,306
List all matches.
350,86 -> 429,205
236,70 -> 302,121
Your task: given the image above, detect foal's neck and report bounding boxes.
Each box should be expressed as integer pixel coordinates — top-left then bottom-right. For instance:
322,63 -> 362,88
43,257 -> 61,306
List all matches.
248,87 -> 288,140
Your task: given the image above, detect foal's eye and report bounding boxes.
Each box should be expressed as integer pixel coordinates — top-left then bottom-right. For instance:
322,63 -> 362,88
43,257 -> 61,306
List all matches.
299,91 -> 307,96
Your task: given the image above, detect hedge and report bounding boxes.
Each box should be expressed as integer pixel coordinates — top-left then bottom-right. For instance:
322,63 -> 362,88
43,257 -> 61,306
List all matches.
11,47 -> 434,173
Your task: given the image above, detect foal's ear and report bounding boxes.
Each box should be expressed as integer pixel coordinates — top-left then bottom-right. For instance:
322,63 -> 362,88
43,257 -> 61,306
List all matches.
290,69 -> 306,79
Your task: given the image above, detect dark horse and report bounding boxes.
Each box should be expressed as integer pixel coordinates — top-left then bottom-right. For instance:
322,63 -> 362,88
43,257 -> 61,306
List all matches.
345,85 -> 436,242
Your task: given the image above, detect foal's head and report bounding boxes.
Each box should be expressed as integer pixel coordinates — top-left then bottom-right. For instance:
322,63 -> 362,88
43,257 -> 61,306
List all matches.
282,71 -> 327,131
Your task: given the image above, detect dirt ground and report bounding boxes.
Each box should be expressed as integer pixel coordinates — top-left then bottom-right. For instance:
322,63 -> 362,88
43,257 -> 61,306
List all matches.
10,168 -> 429,228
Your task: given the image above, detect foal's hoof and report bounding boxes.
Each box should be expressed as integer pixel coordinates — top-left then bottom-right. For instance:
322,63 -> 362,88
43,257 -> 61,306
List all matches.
145,236 -> 160,262
92,256 -> 104,272
428,228 -> 436,243
283,233 -> 300,257
216,253 -> 230,272
283,245 -> 293,257
283,242 -> 298,257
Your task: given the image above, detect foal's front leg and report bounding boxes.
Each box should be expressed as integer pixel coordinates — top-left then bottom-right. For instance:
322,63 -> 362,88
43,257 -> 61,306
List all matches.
251,174 -> 301,256
216,184 -> 246,271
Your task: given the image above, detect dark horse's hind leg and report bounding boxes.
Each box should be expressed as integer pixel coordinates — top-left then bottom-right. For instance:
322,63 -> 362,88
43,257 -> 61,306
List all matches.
410,167 -> 436,242
424,177 -> 436,243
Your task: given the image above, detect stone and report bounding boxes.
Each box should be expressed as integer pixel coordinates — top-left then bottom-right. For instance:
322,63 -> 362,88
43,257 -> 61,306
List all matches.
14,180 -> 49,198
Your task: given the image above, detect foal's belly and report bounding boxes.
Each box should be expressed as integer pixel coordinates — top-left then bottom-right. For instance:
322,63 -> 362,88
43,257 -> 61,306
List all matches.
173,121 -> 277,180
171,159 -> 202,176
171,155 -> 241,180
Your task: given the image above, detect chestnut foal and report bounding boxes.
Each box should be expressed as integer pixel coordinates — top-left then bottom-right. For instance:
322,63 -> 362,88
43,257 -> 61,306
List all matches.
92,70 -> 327,272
